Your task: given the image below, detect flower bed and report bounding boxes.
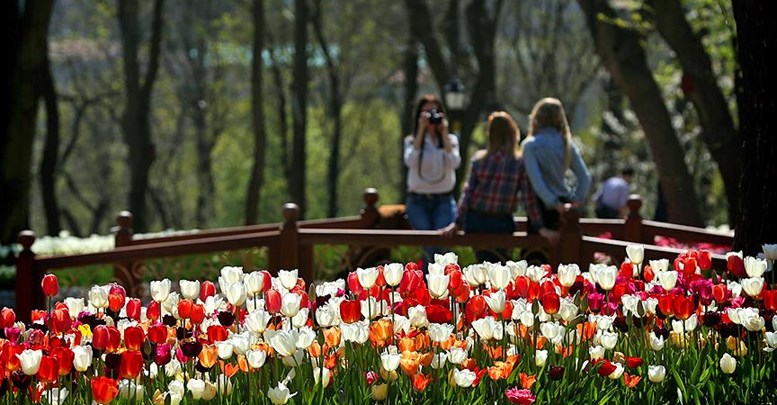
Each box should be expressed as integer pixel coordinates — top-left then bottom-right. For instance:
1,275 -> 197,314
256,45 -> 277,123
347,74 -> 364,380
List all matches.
1,245 -> 776,404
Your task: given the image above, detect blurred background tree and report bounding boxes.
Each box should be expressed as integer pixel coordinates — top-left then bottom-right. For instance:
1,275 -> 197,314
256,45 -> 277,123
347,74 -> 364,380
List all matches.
3,0 -> 767,253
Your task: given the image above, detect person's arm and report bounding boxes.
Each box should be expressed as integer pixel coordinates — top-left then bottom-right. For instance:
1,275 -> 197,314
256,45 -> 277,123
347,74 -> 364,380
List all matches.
570,142 -> 592,205
521,141 -> 558,208
519,168 -> 544,229
403,135 -> 421,167
445,134 -> 462,169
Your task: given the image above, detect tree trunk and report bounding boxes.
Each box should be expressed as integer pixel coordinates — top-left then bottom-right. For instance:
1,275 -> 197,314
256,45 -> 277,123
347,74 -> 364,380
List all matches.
290,0 -> 309,218
400,37 -> 419,202
245,0 -> 268,225
648,0 -> 742,226
118,0 -> 164,233
312,0 -> 343,219
578,0 -> 704,226
732,2 -> 777,255
1,0 -> 54,245
39,51 -> 61,236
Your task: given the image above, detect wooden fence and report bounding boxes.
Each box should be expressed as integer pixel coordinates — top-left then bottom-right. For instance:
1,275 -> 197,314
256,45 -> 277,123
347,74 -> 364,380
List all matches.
13,188 -> 733,322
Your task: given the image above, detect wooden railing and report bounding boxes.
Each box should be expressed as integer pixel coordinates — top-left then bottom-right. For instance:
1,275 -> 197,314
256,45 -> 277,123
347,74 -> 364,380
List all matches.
14,189 -> 733,322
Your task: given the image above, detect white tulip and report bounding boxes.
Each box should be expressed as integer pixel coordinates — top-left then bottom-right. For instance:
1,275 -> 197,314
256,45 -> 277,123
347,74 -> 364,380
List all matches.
434,252 -> 458,266
64,297 -> 84,317
648,365 -> 666,383
453,368 -> 477,387
383,263 -> 404,287
431,352 -> 448,369
589,345 -> 605,360
506,260 -> 528,279
42,387 -> 69,405
313,367 -> 331,387
247,349 -> 268,369
179,280 -> 200,300
487,264 -> 512,290
535,349 -> 548,367
225,282 -> 247,307
472,316 -> 502,340
89,285 -> 109,308
626,244 -> 644,265
557,264 -> 580,287
280,293 -> 302,318
269,330 -> 299,357
484,290 -> 506,314
380,347 -> 401,371
267,382 -> 297,405
719,353 -> 737,374
447,347 -> 468,365
72,345 -> 93,372
762,244 -> 777,261
356,267 -> 380,289
427,273 -> 450,299
277,269 -> 299,290
649,259 -> 669,273
17,349 -> 42,375
150,279 -> 172,303
658,271 -> 678,291
741,277 -> 765,297
245,310 -> 272,334
244,272 -> 265,296
428,323 -> 454,343
408,305 -> 429,328
608,363 -> 624,379
744,256 -> 767,278
187,379 -> 206,400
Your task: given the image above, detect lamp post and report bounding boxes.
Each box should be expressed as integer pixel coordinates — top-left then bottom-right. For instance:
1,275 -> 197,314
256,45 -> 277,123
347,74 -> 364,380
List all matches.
444,77 -> 465,134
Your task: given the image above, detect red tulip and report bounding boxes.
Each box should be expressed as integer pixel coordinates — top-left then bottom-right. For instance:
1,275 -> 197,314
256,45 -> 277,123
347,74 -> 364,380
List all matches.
177,299 -> 194,319
50,307 -> 72,334
200,280 -> 217,302
259,271 -> 273,293
0,307 -> 15,328
340,300 -> 361,324
265,290 -> 282,314
597,360 -> 617,377
92,325 -> 110,351
190,303 -> 206,325
347,272 -> 364,295
50,346 -> 73,376
626,356 -> 643,369
119,350 -> 143,379
673,295 -> 695,320
108,284 -> 126,313
207,325 -> 228,342
712,284 -> 729,304
763,289 -> 777,311
698,250 -> 712,270
146,301 -> 161,322
541,291 -> 560,315
125,298 -> 142,321
148,324 -> 168,345
91,376 -> 119,404
123,325 -> 145,351
465,295 -> 487,323
426,304 -> 452,324
41,274 -> 59,297
657,294 -> 674,317
642,265 -> 655,283
36,355 -> 58,383
726,254 -> 746,278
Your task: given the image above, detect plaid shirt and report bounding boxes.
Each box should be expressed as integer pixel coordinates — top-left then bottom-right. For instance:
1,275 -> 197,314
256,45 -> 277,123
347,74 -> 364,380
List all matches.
457,151 -> 544,228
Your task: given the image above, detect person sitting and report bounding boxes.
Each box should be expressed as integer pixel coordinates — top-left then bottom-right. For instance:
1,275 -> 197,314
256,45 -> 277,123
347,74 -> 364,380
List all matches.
592,166 -> 634,219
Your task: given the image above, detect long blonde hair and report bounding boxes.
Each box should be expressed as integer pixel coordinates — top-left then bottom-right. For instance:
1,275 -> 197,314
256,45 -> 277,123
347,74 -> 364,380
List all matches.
528,97 -> 572,168
473,111 -> 521,161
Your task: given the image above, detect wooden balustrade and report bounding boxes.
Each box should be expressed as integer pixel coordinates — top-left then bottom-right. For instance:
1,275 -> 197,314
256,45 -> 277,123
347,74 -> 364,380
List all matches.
13,190 -> 734,323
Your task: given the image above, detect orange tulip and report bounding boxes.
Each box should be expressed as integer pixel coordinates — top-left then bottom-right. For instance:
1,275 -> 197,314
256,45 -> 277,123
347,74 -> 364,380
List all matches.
519,372 -> 536,389
324,327 -> 342,348
198,345 -> 219,369
177,299 -> 194,319
400,351 -> 421,376
411,373 -> 432,391
50,346 -> 74,376
91,376 -> 119,404
369,319 -> 392,348
673,295 -> 695,320
487,360 -> 513,381
623,372 -> 641,388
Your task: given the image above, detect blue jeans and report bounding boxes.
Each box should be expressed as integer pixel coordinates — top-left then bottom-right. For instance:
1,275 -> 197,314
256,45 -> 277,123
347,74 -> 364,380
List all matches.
406,192 -> 456,267
464,211 -> 515,264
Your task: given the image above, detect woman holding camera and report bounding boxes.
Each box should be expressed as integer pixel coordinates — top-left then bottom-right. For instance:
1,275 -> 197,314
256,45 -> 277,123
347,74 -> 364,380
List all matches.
404,94 -> 461,270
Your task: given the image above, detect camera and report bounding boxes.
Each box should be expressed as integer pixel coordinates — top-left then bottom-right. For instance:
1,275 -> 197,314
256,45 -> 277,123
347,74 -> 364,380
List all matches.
425,109 -> 443,125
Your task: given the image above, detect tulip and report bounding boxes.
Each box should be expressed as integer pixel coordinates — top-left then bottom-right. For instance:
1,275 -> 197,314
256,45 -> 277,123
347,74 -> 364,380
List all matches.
280,292 -> 302,318
744,256 -> 767,278
199,280 -> 217,302
188,379 -> 206,400
741,277 -> 765,297
453,368 -> 477,387
408,305 -> 429,328
356,267 -> 380,289
267,381 -> 297,404
244,272 -> 264,296
505,387 -> 536,405
179,280 -> 200,300
313,367 -> 332,387
541,291 -> 560,315
488,264 -> 512,290
245,310 -> 272,333
89,285 -> 109,309
124,325 -> 145,351
448,347 -> 468,365
125,298 -> 142,321
427,273 -> 450,299
278,269 -> 299,290
225,282 -> 247,307
647,365 -> 666,383
72,345 -> 93,372
649,259 -> 669,273
381,347 -> 401,371
657,271 -> 678,291
626,244 -> 644,265
108,284 -> 126,312
720,353 -> 737,374
726,251 -> 747,278
265,290 -> 282,314
383,263 -> 404,287
339,300 -> 361,324
42,387 -> 69,405
371,383 -> 389,401
91,376 -> 119,405
247,349 -> 267,369
41,274 -> 59,297
557,264 -> 580,287
534,349 -> 548,367
119,350 -> 144,379
92,325 -> 110,350
150,279 -> 172,303
36,354 -> 58,382
428,323 -> 454,343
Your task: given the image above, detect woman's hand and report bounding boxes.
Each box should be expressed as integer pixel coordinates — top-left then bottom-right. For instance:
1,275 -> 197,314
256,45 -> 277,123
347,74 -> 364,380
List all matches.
439,222 -> 459,238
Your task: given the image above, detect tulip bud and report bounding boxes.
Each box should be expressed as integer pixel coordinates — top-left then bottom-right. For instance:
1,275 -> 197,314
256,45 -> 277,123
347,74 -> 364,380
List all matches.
41,274 -> 59,297
719,353 -> 737,374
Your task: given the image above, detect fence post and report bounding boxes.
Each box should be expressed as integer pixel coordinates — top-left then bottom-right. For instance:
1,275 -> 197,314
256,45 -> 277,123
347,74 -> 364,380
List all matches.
623,195 -> 643,243
360,188 -> 380,228
271,203 -> 304,278
557,208 -> 583,267
113,211 -> 143,297
15,230 -> 41,324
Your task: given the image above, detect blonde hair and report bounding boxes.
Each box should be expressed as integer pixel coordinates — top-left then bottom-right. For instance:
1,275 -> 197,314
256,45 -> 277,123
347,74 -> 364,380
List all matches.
473,111 -> 521,161
528,97 -> 572,168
